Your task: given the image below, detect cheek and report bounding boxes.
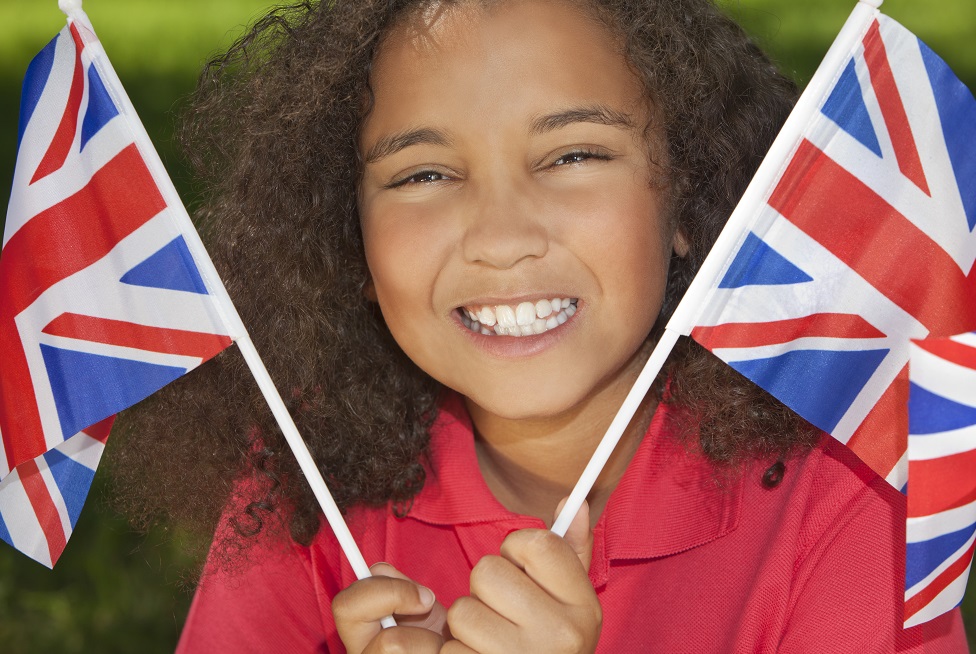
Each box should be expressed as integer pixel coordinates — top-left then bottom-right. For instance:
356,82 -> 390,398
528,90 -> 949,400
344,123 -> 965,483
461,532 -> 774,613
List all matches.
360,203 -> 457,367
575,185 -> 670,311
362,205 -> 434,305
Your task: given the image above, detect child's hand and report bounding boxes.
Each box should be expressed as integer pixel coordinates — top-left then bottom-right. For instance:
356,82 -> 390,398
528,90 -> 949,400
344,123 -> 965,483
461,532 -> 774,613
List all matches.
333,562 -> 450,653
443,500 -> 602,653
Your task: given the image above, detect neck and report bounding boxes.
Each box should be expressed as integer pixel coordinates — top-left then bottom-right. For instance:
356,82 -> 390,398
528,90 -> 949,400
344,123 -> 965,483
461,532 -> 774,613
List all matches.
466,381 -> 657,529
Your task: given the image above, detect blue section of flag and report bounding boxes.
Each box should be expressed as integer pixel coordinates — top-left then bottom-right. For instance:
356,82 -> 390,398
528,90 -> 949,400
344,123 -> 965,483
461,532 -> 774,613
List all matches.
79,65 -> 119,151
909,382 -> 976,435
729,348 -> 889,433
40,344 -> 187,439
906,521 -> 976,589
821,59 -> 883,158
719,233 -> 813,289
42,449 -> 95,529
18,36 -> 58,150
919,39 -> 976,231
0,511 -> 11,547
120,236 -> 208,294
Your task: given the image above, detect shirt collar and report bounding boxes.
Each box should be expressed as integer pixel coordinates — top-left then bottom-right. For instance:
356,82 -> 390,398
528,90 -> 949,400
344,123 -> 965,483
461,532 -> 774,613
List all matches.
411,393 -> 519,526
409,392 -> 742,564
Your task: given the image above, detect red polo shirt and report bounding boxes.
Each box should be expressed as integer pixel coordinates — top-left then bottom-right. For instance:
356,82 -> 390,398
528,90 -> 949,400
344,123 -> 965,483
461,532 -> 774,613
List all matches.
178,395 -> 968,652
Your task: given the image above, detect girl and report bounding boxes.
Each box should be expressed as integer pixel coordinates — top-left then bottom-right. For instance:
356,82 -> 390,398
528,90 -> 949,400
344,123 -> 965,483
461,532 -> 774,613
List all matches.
112,0 -> 969,651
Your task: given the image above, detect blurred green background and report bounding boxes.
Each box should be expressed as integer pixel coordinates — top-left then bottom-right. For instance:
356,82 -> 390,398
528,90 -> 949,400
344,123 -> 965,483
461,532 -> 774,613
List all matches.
0,0 -> 974,651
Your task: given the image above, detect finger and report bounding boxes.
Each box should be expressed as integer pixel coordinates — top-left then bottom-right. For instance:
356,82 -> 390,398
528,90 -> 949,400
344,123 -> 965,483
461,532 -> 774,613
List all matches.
447,595 -> 518,654
362,625 -> 444,654
499,528 -> 594,606
440,639 -> 479,654
332,574 -> 436,654
370,563 -> 450,639
555,497 -> 593,571
467,553 -> 561,627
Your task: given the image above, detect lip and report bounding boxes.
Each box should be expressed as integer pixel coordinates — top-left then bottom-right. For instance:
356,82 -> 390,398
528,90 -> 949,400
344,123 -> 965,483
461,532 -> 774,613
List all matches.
454,293 -> 578,310
452,300 -> 580,358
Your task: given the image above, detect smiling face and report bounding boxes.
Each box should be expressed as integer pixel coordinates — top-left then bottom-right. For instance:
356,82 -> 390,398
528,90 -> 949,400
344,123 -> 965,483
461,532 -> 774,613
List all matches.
358,0 -> 680,425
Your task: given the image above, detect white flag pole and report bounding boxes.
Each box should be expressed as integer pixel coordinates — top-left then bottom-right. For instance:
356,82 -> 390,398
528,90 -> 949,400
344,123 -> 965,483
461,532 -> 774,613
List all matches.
60,0 -> 395,628
551,0 -> 884,537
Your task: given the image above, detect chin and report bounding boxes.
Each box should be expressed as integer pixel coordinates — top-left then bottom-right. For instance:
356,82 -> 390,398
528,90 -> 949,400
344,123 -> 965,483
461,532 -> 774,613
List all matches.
460,380 -> 600,423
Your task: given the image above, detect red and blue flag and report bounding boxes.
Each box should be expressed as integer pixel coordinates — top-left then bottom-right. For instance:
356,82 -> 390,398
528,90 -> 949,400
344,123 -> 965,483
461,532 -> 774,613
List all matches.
681,13 -> 976,623
0,417 -> 112,567
905,332 -> 976,626
0,13 -> 241,566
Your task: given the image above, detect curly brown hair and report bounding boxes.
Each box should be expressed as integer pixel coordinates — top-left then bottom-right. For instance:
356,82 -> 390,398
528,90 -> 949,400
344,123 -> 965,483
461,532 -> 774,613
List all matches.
109,0 -> 819,554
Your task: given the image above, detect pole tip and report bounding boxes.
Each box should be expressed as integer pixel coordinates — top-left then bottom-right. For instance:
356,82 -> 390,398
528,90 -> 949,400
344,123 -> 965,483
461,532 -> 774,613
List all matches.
59,0 -> 83,14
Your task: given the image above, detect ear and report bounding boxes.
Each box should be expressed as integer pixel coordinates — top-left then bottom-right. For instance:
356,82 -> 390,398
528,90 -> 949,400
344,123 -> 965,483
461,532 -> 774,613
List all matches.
363,277 -> 378,302
672,228 -> 690,258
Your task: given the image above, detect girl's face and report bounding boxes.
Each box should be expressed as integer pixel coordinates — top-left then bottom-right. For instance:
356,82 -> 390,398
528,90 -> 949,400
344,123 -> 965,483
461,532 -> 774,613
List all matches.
359,0 -> 681,424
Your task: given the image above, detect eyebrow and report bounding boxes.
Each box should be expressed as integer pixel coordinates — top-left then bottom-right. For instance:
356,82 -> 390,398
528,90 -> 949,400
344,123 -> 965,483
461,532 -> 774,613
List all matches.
363,127 -> 452,164
363,105 -> 636,164
530,105 -> 636,135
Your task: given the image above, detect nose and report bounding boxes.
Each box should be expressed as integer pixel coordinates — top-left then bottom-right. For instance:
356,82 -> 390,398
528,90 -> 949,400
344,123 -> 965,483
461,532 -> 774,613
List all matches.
461,177 -> 549,269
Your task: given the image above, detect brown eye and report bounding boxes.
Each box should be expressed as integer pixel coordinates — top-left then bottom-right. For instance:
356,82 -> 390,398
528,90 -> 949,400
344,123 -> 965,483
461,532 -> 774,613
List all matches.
552,149 -> 613,167
388,170 -> 450,188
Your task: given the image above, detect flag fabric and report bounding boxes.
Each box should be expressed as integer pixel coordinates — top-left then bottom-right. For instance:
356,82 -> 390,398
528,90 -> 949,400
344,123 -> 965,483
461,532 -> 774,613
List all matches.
0,13 -> 241,566
687,15 -> 976,488
0,416 -> 112,567
905,332 -> 976,627
679,13 -> 976,624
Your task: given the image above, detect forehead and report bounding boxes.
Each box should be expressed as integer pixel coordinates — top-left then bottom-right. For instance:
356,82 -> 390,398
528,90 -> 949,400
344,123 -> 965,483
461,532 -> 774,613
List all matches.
363,0 -> 647,141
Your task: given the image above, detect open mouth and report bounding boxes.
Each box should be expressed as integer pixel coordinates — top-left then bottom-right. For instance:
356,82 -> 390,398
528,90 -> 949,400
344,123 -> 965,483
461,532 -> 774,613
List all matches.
458,298 -> 578,337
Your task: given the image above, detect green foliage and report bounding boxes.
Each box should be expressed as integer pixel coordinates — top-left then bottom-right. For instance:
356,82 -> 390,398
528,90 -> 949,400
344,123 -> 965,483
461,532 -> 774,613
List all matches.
722,0 -> 976,89
0,0 -> 974,650
0,0 -> 274,226
0,474 -> 199,653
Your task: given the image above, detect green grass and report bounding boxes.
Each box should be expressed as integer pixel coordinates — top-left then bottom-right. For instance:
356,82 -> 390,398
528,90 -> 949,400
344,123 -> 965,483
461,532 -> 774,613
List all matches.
1,0 -> 975,650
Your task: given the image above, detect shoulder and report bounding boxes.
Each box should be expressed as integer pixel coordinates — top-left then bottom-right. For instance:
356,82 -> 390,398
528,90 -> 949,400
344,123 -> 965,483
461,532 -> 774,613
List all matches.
756,436 -> 969,652
178,516 -> 326,653
779,433 -> 904,558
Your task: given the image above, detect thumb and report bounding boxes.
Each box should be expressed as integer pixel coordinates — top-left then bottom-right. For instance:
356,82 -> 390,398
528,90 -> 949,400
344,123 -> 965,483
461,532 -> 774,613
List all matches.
369,563 -> 451,640
555,497 -> 593,572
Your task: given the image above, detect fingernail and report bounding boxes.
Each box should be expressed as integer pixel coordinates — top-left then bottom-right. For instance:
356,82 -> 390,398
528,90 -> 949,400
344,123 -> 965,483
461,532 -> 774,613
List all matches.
418,586 -> 435,607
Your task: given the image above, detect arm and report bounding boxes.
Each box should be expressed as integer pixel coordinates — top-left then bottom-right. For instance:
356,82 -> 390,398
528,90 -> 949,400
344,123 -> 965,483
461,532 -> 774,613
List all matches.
177,526 -> 330,654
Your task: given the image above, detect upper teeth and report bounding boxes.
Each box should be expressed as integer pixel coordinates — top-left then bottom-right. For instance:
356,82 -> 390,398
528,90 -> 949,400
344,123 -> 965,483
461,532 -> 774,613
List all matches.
460,298 -> 577,337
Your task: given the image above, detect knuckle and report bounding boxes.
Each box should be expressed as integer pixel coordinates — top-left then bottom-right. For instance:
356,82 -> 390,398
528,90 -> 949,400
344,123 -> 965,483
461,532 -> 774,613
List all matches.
522,528 -> 560,560
447,595 -> 477,627
591,599 -> 604,627
440,641 -> 469,654
553,627 -> 586,653
330,586 -> 357,623
371,627 -> 413,654
548,606 -> 601,653
331,576 -> 403,625
469,555 -> 502,592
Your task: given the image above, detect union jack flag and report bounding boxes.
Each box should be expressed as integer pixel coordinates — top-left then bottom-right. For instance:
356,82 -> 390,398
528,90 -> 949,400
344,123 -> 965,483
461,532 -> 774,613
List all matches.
0,416 -> 112,568
678,14 -> 976,624
0,11 -> 241,565
905,332 -> 976,627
